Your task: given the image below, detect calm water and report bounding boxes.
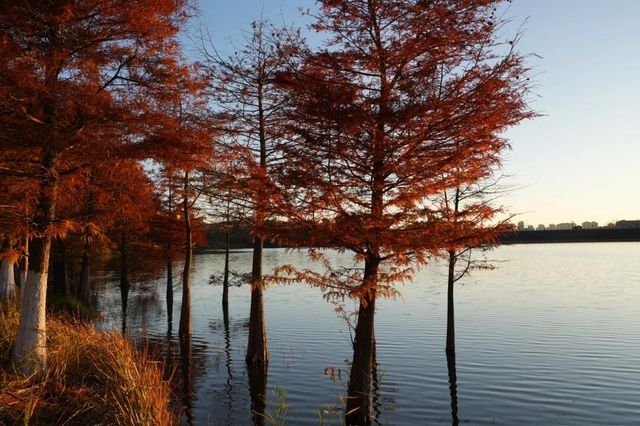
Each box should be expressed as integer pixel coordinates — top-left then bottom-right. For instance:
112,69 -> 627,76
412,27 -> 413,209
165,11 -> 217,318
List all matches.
94,243 -> 640,425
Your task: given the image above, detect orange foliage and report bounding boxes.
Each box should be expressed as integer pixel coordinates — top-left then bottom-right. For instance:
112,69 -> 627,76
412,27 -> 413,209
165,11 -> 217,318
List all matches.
275,0 -> 533,300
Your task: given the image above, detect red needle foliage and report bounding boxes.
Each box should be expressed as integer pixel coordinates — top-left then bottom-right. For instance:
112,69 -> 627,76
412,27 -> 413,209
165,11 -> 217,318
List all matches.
275,1 -> 533,423
0,0 -> 193,373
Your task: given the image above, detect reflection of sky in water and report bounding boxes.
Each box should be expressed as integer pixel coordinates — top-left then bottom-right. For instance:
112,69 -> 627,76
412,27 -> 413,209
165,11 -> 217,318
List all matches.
95,243 -> 640,425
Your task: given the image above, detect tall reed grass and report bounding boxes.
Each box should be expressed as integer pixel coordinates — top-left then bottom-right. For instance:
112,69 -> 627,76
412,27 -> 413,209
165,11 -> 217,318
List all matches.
0,301 -> 176,425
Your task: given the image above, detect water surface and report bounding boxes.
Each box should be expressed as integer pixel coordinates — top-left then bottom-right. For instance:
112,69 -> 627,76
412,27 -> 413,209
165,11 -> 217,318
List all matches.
95,243 -> 640,425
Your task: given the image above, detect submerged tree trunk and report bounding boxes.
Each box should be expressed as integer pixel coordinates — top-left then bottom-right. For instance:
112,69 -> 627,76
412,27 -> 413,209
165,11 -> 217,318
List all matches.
13,175 -> 57,373
370,333 -> 382,424
120,231 -> 129,335
223,301 -> 234,414
346,259 -> 379,426
167,259 -> 173,332
179,172 -> 192,340
446,250 -> 456,355
246,234 -> 268,368
247,82 -> 269,369
222,227 -> 230,308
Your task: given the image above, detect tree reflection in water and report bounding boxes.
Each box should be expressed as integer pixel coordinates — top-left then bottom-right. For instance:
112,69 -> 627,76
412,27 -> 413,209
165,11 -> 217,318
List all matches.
447,350 -> 459,426
248,363 -> 268,426
180,333 -> 195,426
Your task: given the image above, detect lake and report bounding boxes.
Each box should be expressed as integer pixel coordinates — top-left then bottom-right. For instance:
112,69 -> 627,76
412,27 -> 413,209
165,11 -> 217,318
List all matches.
94,243 -> 640,425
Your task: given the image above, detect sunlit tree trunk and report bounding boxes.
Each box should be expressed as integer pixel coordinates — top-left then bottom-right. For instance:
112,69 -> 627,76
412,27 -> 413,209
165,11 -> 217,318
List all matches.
13,175 -> 57,373
346,259 -> 379,426
179,172 -> 192,339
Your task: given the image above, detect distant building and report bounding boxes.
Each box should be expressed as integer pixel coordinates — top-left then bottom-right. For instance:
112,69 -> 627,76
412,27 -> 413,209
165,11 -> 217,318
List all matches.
526,225 -> 534,230
537,224 -> 545,230
517,221 -> 525,231
556,222 -> 576,230
548,224 -> 556,230
582,221 -> 598,229
615,220 -> 640,229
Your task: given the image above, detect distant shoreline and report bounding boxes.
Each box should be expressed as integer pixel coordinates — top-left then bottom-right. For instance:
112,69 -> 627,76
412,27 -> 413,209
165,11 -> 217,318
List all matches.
498,228 -> 640,244
201,226 -> 640,250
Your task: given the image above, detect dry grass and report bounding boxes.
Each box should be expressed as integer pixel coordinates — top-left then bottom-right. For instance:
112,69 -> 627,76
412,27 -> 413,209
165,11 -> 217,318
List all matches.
0,301 -> 176,425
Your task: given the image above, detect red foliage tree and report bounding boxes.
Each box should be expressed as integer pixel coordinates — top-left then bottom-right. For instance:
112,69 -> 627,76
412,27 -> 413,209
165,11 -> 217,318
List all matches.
276,1 -> 533,423
0,0 -> 192,372
200,19 -> 303,369
143,67 -> 216,340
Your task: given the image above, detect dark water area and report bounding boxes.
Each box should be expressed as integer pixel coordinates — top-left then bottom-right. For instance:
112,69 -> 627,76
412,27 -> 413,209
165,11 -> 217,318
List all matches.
94,243 -> 640,425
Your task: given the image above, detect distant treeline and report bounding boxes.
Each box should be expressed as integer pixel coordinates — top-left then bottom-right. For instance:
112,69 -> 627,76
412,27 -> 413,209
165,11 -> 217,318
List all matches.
204,223 -> 281,250
499,228 -> 640,244
205,223 -> 640,249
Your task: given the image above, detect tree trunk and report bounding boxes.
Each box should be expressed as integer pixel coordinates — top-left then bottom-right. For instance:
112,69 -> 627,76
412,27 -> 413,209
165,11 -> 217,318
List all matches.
223,301 -> 233,413
78,242 -> 91,305
13,236 -> 52,373
247,79 -> 269,369
0,258 -> 16,301
1,239 -> 17,301
179,172 -> 192,340
371,333 -> 382,424
446,250 -> 456,355
166,259 -> 173,332
19,237 -> 28,289
49,239 -> 67,298
346,259 -> 379,426
222,228 -> 230,307
120,231 -> 129,335
246,235 -> 268,368
13,175 -> 57,373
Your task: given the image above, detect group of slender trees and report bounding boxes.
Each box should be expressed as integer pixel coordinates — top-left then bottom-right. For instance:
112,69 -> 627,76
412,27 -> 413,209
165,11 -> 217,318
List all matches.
1,1 -> 532,424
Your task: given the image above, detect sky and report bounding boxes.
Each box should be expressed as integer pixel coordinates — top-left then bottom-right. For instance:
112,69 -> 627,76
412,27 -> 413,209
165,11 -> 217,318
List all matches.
188,0 -> 640,227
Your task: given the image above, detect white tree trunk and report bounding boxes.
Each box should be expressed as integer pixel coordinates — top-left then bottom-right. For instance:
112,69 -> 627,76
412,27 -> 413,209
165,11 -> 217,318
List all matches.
13,269 -> 48,373
0,259 -> 16,300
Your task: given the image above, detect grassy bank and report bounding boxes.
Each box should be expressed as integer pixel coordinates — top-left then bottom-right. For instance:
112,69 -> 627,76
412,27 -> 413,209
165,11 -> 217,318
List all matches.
0,301 -> 175,425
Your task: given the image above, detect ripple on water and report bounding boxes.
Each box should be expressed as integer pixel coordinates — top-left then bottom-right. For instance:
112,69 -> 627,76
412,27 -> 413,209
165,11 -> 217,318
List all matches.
93,243 -> 640,425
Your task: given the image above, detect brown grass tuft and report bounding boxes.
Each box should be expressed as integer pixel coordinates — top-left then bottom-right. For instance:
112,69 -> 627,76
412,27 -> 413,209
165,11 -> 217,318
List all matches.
0,302 -> 176,425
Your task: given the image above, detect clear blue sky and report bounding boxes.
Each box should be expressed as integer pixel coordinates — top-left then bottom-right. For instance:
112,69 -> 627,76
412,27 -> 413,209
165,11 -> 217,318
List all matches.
189,0 -> 640,227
